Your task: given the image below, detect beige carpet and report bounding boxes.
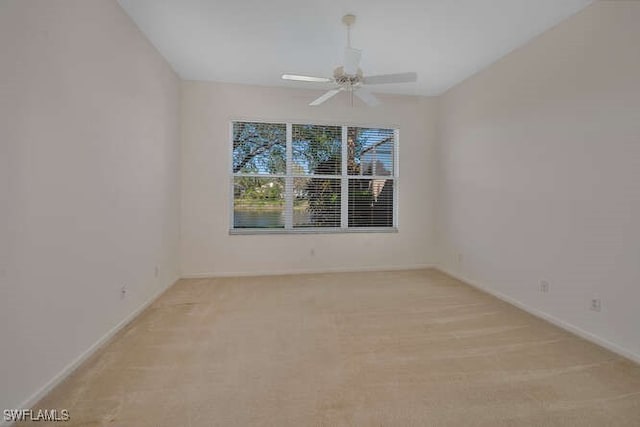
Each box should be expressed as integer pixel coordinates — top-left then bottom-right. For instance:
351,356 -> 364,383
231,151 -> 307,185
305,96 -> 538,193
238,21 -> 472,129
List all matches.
29,269 -> 640,426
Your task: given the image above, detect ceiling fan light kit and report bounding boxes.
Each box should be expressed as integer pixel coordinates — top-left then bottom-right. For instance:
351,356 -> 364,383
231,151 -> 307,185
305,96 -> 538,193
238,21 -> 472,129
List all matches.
281,14 -> 417,107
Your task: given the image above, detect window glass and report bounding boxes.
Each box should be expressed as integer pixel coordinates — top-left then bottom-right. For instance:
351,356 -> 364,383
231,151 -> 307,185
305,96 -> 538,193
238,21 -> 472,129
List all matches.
231,121 -> 397,232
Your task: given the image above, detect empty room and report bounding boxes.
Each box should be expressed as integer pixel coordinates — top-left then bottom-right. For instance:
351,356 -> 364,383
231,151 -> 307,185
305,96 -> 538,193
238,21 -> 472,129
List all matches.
1,0 -> 640,425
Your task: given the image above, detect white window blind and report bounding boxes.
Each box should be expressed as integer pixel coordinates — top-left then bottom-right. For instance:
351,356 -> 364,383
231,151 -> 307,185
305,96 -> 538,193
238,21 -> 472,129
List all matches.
231,121 -> 397,233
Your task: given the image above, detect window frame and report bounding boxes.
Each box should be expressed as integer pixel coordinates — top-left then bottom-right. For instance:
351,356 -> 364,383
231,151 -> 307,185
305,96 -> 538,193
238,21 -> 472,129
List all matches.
229,119 -> 399,235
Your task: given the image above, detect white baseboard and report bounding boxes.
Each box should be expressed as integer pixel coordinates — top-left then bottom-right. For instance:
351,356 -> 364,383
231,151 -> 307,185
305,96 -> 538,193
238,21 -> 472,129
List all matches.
2,276 -> 179,427
435,266 -> 640,365
181,263 -> 435,279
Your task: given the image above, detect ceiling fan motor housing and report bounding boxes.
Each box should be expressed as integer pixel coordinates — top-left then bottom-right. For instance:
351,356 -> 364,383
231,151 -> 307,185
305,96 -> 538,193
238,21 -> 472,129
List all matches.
333,66 -> 363,88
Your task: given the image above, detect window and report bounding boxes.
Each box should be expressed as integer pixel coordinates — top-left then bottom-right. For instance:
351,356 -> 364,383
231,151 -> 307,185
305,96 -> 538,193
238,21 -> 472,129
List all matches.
231,121 -> 397,233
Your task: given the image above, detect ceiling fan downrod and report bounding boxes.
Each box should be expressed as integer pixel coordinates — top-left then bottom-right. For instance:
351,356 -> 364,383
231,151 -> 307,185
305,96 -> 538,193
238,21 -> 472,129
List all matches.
342,14 -> 356,48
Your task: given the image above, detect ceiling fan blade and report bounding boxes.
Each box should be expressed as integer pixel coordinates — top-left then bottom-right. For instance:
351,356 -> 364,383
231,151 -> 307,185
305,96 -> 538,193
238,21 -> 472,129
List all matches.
363,72 -> 417,85
309,88 -> 343,106
343,47 -> 362,75
354,87 -> 380,107
282,74 -> 332,83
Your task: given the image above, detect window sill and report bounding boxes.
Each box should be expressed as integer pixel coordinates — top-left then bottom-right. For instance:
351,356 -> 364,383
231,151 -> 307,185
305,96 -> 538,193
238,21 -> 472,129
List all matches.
229,227 -> 398,235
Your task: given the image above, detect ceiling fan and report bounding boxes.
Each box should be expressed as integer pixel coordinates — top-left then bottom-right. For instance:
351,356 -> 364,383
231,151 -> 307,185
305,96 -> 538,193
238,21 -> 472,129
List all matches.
281,14 -> 418,107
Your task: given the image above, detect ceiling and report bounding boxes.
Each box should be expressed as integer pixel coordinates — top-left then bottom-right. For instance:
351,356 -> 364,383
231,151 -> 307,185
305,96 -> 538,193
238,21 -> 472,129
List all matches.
118,0 -> 593,96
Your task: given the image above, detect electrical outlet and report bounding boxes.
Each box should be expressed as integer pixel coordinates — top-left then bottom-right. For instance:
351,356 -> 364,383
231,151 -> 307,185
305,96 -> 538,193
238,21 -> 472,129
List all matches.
310,248 -> 315,256
590,298 -> 601,312
120,285 -> 127,299
457,253 -> 463,264
154,266 -> 159,278
540,280 -> 550,293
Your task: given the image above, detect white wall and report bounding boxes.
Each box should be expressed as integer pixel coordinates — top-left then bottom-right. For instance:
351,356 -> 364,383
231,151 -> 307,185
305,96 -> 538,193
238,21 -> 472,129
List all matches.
0,0 -> 181,411
180,82 -> 437,276
437,1 -> 640,360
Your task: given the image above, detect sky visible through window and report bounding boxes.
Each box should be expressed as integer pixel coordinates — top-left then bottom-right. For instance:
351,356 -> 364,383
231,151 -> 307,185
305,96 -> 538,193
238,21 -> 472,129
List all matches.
355,128 -> 394,176
232,123 -> 393,175
291,127 -> 394,175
